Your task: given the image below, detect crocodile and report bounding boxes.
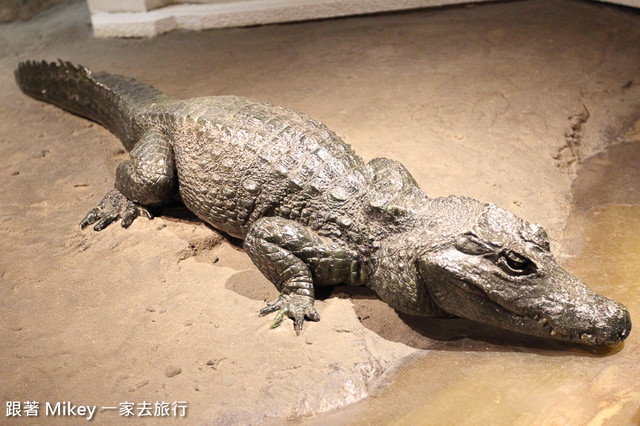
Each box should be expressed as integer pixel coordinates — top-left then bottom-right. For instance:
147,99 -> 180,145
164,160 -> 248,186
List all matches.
15,60 -> 631,346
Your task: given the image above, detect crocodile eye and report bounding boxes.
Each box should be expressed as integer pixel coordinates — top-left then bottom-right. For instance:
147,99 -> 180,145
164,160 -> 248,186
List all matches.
499,251 -> 536,275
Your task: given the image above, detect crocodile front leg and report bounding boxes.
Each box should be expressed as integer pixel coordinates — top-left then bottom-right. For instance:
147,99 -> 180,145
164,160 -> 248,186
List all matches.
80,128 -> 176,231
245,216 -> 357,334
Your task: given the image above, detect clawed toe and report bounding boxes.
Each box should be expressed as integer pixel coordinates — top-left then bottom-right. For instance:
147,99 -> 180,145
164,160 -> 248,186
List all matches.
305,310 -> 320,322
80,189 -> 151,231
260,303 -> 280,316
260,294 -> 320,335
79,208 -> 100,229
93,212 -> 119,231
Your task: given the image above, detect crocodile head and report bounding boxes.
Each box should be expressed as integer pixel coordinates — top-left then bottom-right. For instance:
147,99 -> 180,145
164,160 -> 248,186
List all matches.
417,203 -> 631,346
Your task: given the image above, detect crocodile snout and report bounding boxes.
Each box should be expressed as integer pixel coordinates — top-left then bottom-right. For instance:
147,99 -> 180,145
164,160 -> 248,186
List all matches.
540,271 -> 632,346
550,289 -> 632,346
605,304 -> 632,345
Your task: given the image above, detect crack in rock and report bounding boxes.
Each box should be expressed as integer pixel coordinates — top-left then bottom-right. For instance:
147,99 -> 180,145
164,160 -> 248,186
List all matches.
554,104 -> 590,171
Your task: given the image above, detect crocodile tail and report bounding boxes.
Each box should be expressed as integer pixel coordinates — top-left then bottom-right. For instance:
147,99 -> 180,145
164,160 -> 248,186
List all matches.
15,59 -> 168,148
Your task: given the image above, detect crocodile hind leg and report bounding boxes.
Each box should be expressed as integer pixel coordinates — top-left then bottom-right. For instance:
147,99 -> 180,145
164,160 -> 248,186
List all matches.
80,128 -> 176,231
245,216 -> 358,334
80,189 -> 153,231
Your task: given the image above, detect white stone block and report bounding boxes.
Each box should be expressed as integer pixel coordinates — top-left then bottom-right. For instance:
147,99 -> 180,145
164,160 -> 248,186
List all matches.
90,0 -> 495,38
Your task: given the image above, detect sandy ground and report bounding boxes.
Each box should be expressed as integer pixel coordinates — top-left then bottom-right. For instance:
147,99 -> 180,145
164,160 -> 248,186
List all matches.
1,0 -> 639,424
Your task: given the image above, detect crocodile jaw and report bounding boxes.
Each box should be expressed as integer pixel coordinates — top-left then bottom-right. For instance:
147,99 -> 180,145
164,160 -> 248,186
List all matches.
418,253 -> 632,346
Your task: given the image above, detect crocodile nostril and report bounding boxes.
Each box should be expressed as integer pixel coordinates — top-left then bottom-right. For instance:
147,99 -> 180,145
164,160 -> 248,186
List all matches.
616,309 -> 632,341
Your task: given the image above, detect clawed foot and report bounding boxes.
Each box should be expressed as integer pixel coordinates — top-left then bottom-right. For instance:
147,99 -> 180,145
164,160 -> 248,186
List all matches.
260,293 -> 320,335
80,189 -> 152,231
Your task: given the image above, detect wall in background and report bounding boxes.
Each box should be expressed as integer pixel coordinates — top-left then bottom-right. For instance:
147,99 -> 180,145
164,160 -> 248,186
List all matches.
87,0 -> 496,38
85,0 -> 640,38
0,0 -> 71,23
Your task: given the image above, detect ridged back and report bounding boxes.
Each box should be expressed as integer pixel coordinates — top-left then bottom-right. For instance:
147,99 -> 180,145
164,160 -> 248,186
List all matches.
15,60 -> 168,149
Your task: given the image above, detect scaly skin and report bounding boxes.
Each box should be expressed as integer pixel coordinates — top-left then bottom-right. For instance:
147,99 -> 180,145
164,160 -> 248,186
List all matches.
15,60 -> 631,345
